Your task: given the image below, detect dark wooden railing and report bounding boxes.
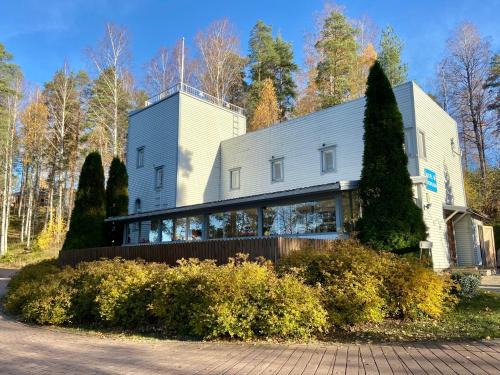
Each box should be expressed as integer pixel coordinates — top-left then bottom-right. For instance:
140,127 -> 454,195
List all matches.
58,237 -> 336,267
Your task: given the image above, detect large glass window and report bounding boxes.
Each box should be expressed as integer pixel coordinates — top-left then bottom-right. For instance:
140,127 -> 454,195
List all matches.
161,219 -> 174,242
149,219 -> 161,243
264,198 -> 336,235
342,190 -> 361,233
187,216 -> 203,240
208,209 -> 257,239
209,213 -> 225,239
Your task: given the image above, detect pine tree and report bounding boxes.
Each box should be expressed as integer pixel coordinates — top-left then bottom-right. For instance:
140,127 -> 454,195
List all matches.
357,61 -> 426,252
248,21 -> 297,119
315,11 -> 359,108
250,78 -> 279,130
105,157 -> 128,245
62,152 -> 106,250
378,26 -> 408,86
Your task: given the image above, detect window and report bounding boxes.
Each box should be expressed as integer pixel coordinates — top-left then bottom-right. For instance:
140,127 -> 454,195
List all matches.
134,198 -> 141,213
230,168 -> 240,190
136,147 -> 145,168
263,198 -> 337,236
417,130 -> 427,159
271,158 -> 284,182
155,166 -> 164,190
320,146 -> 336,173
208,209 -> 258,239
404,128 -> 414,157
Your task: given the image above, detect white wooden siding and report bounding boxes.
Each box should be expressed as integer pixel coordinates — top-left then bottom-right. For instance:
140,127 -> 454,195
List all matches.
220,82 -> 416,199
412,83 -> 467,270
127,94 -> 180,214
176,92 -> 246,207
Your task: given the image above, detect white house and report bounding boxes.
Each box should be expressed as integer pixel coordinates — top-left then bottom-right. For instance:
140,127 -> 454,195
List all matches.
110,81 -> 492,271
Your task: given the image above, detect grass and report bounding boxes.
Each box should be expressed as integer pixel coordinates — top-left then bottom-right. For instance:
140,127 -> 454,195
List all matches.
332,291 -> 500,343
0,211 -> 60,269
0,242 -> 59,269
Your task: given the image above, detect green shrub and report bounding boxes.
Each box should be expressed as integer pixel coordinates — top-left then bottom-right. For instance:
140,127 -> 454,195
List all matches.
151,255 -> 327,340
4,260 -> 74,325
70,259 -> 161,327
385,261 -> 457,319
452,273 -> 481,299
279,240 -> 456,326
5,256 -> 325,340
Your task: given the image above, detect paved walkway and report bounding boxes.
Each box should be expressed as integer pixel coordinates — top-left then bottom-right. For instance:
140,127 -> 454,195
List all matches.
481,275 -> 500,293
1,269 -> 499,374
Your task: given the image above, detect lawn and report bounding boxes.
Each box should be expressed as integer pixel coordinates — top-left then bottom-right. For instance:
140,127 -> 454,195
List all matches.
0,242 -> 59,269
333,290 -> 500,343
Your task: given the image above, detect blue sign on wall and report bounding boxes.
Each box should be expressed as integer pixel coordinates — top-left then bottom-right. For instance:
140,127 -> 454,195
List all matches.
424,168 -> 438,192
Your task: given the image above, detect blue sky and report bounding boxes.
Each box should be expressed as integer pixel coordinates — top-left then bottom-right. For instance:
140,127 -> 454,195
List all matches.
2,0 -> 499,93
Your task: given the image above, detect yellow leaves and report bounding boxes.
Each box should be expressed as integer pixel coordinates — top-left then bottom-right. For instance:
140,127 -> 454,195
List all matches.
250,78 -> 280,131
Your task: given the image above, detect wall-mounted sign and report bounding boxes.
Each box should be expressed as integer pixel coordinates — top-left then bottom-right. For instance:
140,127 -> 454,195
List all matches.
424,168 -> 438,192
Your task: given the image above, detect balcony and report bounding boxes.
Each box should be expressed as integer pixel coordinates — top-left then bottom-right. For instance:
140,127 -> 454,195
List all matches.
144,82 -> 245,116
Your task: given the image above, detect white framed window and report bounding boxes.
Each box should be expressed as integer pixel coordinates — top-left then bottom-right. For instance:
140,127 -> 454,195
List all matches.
136,146 -> 145,168
155,166 -> 164,190
270,157 -> 284,182
404,128 -> 414,157
229,168 -> 240,190
417,130 -> 427,159
320,146 -> 336,173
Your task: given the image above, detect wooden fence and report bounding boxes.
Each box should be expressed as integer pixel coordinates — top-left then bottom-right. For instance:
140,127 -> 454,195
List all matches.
58,237 -> 336,267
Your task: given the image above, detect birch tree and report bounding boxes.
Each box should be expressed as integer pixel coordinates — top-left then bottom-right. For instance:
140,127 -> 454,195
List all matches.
87,23 -> 132,164
43,64 -> 86,242
20,90 -> 49,249
0,43 -> 22,256
145,40 -> 198,96
439,22 -> 495,178
195,19 -> 246,102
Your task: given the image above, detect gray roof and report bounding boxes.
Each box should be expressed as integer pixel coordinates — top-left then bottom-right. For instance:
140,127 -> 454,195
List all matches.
106,180 -> 358,222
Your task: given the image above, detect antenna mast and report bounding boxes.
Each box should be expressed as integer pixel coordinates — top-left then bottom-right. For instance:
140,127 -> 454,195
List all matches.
180,37 -> 185,84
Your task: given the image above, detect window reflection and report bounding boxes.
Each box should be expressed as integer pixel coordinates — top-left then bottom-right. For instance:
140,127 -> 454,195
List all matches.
208,209 -> 257,239
263,199 -> 336,235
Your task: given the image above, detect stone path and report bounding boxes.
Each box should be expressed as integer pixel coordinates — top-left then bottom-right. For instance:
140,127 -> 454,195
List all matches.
1,268 -> 499,374
481,275 -> 500,293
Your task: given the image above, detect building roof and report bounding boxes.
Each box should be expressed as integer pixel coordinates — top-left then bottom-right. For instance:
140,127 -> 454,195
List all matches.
106,180 -> 358,222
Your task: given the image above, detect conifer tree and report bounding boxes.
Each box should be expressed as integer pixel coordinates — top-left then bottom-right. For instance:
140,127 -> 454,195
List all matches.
105,157 -> 128,245
248,21 -> 297,119
357,61 -> 426,252
62,152 -> 106,250
378,26 -> 408,86
250,78 -> 279,130
315,11 -> 359,108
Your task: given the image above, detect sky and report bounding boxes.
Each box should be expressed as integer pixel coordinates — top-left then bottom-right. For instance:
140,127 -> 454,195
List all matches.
1,0 -> 499,94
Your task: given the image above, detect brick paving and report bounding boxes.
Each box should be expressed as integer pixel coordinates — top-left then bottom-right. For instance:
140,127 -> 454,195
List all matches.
1,268 -> 499,374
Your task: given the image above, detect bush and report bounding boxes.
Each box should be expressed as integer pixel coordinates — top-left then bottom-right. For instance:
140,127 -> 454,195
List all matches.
279,240 -> 457,326
4,256 -> 326,340
452,273 -> 481,299
151,255 -> 327,340
4,260 -> 74,325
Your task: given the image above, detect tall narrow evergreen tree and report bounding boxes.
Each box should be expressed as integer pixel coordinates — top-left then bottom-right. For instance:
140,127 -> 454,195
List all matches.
62,152 -> 106,250
105,157 -> 129,245
357,61 -> 426,252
